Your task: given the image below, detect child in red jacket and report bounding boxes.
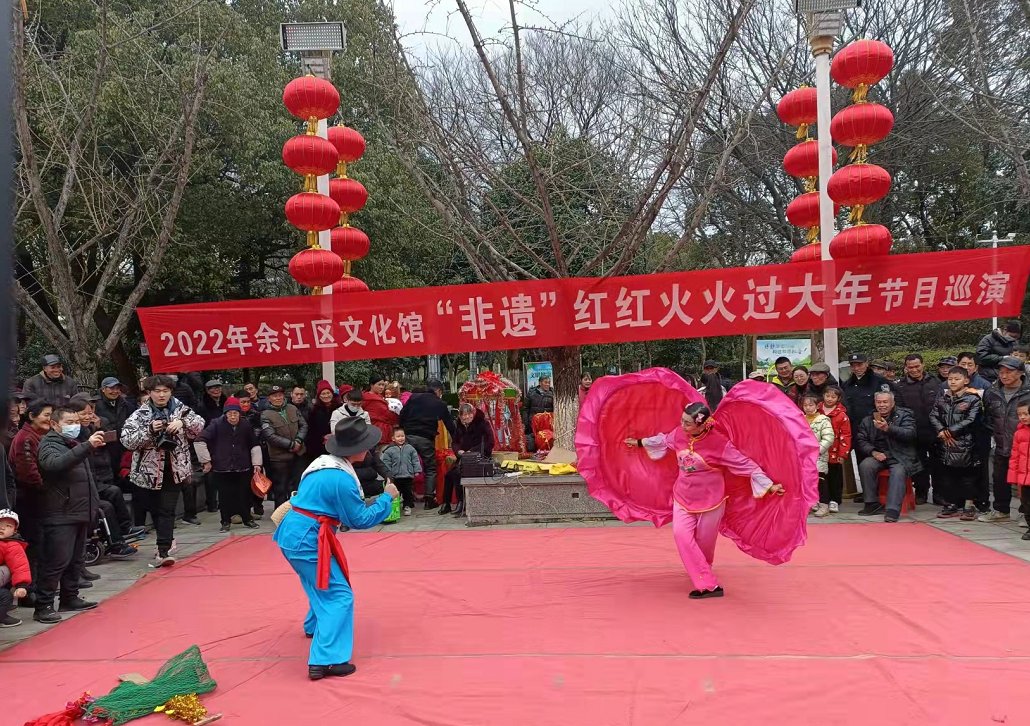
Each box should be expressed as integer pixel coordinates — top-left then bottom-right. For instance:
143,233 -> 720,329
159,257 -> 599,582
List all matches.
1010,404 -> 1030,540
0,508 -> 31,627
819,386 -> 853,515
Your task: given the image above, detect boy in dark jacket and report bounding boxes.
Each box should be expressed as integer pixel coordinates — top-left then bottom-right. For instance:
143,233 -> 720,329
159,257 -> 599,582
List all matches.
0,508 -> 31,627
929,367 -> 982,521
34,407 -> 106,623
380,426 -> 422,516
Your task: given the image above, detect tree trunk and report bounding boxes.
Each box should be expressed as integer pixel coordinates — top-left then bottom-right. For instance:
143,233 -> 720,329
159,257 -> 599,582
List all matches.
546,345 -> 580,451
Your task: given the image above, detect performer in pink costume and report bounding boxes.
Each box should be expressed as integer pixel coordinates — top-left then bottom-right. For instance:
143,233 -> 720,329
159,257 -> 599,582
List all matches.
626,402 -> 783,598
576,368 -> 818,600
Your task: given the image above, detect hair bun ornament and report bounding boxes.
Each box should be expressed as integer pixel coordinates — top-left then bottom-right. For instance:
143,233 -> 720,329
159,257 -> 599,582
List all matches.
694,412 -> 707,424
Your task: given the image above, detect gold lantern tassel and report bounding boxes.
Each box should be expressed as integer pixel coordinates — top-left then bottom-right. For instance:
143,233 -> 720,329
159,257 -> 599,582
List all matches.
306,230 -> 319,248
312,286 -> 323,295
303,174 -> 317,193
343,260 -> 352,275
805,226 -> 820,243
802,176 -> 818,194
848,145 -> 869,164
851,83 -> 869,104
339,212 -> 349,227
848,205 -> 866,225
306,116 -> 318,135
795,123 -> 809,141
336,160 -> 348,178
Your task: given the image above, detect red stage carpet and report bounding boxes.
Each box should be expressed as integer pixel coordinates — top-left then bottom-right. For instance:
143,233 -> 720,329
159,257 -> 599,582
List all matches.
4,524 -> 1030,725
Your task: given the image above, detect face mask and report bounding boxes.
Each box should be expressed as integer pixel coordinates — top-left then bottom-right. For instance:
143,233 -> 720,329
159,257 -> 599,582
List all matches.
61,423 -> 81,439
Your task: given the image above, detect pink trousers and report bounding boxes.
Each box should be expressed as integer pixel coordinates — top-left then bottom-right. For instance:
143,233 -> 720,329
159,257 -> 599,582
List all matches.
672,502 -> 725,591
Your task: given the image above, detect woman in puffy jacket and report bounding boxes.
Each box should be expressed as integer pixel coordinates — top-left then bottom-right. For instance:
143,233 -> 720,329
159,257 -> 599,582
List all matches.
1007,402 -> 1030,535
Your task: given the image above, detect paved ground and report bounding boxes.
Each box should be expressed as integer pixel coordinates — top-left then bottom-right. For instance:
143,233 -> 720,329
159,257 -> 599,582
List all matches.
2,496 -> 1028,652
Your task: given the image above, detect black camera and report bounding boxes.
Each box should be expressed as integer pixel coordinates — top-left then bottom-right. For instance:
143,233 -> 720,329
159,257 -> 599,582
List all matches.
155,434 -> 177,452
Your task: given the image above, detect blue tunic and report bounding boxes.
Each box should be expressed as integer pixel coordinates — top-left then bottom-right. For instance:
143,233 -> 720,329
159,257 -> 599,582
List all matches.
273,466 -> 392,666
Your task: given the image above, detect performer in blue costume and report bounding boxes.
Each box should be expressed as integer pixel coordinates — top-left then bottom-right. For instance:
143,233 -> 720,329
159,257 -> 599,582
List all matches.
273,417 -> 399,681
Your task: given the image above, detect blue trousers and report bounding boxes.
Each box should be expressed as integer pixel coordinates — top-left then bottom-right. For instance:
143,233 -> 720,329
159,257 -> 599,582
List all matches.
282,552 -> 355,666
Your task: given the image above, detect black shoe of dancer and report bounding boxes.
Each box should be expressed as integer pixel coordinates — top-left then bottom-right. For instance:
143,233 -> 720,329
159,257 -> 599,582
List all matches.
438,503 -> 452,515
308,663 -> 357,680
689,587 -> 725,600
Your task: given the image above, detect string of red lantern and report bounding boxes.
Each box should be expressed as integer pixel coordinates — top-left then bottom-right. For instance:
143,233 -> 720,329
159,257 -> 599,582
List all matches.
781,136 -> 838,261
328,124 -> 370,287
827,39 -> 895,260
281,75 -> 343,293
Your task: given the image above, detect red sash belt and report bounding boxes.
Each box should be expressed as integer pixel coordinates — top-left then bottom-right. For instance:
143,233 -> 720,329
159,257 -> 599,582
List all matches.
291,506 -> 350,590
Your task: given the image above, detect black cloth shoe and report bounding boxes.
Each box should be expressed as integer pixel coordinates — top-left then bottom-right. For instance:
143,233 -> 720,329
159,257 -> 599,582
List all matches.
219,523 -> 231,532
60,597 -> 98,612
689,586 -> 725,600
309,663 -> 357,680
182,516 -> 202,526
452,504 -> 465,517
884,509 -> 901,523
438,504 -> 452,515
858,503 -> 885,516
1,613 -> 22,627
1022,531 -> 1030,541
33,606 -> 62,624
77,579 -> 93,589
81,569 -> 101,581
107,543 -> 138,560
424,498 -> 438,510
243,520 -> 260,529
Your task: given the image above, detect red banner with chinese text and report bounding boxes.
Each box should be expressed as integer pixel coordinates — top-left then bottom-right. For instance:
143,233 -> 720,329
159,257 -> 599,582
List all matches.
137,247 -> 1030,372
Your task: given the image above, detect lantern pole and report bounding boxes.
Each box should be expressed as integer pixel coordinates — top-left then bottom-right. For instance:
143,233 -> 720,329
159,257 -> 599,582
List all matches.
281,22 -> 346,387
804,7 -> 847,371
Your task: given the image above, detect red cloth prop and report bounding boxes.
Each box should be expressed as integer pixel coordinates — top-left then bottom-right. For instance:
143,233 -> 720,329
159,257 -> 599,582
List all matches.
291,506 -> 351,589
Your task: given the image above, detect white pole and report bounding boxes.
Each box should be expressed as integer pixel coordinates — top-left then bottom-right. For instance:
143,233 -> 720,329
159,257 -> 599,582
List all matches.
813,31 -> 838,370
316,117 -> 335,386
991,232 -> 999,331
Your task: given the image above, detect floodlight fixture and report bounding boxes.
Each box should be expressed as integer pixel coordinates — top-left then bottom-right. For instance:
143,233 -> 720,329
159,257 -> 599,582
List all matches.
280,22 -> 346,52
795,0 -> 861,12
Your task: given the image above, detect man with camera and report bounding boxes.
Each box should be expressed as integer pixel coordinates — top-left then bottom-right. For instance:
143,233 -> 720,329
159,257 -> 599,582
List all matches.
121,375 -> 206,568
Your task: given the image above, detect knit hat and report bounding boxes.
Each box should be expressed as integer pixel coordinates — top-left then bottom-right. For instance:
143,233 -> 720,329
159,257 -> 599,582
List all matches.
0,509 -> 18,527
223,397 -> 242,413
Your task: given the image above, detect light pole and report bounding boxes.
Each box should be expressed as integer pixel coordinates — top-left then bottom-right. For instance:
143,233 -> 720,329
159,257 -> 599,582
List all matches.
797,0 -> 859,369
975,231 -> 1016,330
281,22 -> 346,385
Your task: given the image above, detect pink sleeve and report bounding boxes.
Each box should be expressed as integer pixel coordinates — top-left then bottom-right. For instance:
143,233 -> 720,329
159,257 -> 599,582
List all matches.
714,440 -> 774,497
641,432 -> 676,461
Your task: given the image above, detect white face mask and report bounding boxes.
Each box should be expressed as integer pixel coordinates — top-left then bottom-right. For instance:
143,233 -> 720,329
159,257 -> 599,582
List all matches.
60,423 -> 81,439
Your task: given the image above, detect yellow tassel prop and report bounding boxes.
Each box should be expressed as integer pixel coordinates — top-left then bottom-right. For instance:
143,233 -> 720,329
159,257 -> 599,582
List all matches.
155,694 -> 207,723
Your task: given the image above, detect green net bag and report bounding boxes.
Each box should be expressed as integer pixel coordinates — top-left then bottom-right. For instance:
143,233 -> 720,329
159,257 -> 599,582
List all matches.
85,645 -> 216,724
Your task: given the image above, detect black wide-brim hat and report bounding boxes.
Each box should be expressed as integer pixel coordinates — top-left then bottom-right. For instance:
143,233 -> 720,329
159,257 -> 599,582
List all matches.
325,416 -> 381,458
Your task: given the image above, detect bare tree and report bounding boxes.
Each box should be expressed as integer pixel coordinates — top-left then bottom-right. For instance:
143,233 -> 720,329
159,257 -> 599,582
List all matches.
13,1 -> 220,384
383,0 -> 782,446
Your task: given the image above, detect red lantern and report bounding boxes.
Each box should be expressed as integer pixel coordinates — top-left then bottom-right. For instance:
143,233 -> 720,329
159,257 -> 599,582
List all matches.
830,103 -> 894,162
331,225 -> 370,261
333,275 -> 369,293
283,76 -> 340,133
282,135 -> 340,192
329,177 -> 369,218
785,192 -> 842,229
827,163 -> 891,208
790,242 -> 822,263
829,224 -> 892,259
285,192 -> 341,247
288,247 -> 345,292
831,40 -> 894,100
327,125 -> 366,175
776,87 -> 818,139
783,141 -> 838,179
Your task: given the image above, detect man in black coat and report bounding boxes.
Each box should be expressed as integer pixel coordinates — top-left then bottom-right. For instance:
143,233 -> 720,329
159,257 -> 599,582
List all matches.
894,354 -> 942,504
21,354 -> 79,406
34,406 -> 107,623
855,391 -> 922,523
96,376 -> 134,489
842,353 -> 894,428
979,357 -> 1030,521
399,380 -> 456,509
975,320 -> 1021,382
